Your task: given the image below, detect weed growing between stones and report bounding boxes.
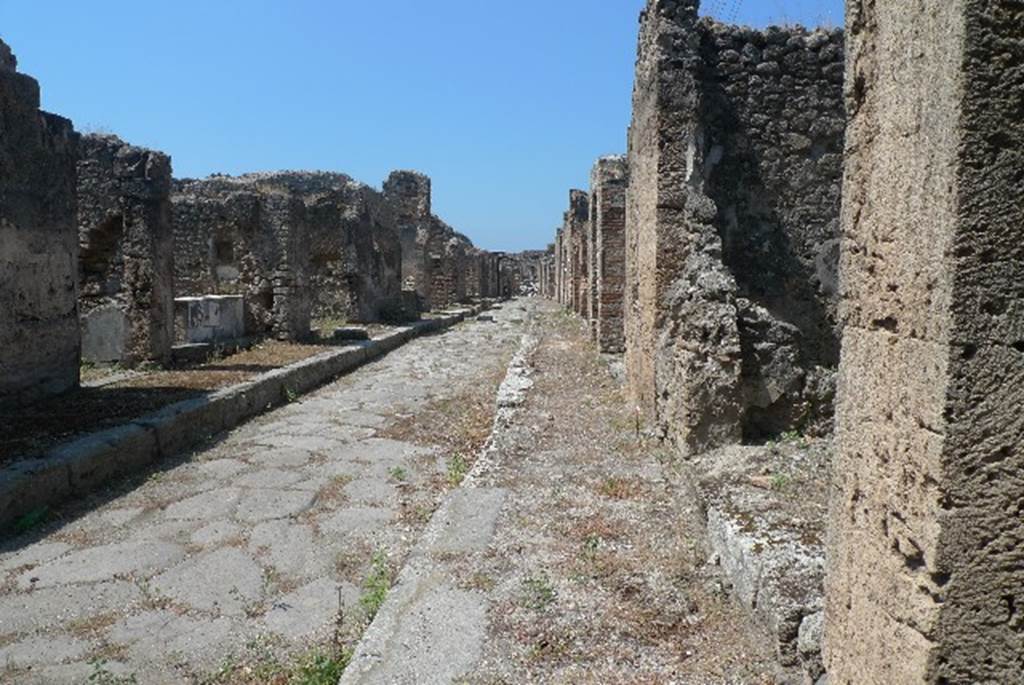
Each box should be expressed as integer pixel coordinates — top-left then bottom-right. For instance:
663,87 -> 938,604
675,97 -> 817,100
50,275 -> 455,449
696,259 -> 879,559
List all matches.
447,452 -> 469,485
359,550 -> 392,622
87,659 -> 138,684
520,573 -> 557,610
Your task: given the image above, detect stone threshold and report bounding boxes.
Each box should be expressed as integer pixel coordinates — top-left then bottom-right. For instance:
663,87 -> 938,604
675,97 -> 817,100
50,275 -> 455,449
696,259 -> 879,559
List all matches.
0,305 -> 487,532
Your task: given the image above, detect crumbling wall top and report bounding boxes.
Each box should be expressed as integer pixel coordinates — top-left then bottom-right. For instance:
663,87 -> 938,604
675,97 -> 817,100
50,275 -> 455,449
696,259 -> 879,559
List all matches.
0,39 -> 17,72
383,170 -> 432,220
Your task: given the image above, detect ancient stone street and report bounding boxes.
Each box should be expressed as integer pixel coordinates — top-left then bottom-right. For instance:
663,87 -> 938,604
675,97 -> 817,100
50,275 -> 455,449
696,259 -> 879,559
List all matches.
0,303 -> 528,683
2,0 -> 1023,681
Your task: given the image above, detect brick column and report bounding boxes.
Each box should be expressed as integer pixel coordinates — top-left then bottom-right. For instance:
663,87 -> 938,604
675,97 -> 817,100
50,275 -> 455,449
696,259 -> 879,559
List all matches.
591,156 -> 628,353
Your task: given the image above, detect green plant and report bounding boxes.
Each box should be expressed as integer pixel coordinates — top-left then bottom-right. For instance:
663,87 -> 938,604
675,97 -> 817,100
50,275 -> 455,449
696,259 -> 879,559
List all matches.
388,466 -> 408,482
285,386 -> 299,403
87,659 -> 138,685
447,453 -> 468,486
770,473 -> 791,492
521,573 -> 557,610
359,551 -> 392,621
291,648 -> 351,685
12,506 -> 48,535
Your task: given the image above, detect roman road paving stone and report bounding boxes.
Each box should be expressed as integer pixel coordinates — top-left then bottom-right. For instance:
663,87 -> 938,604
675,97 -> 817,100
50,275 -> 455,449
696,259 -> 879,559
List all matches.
0,301 -> 529,683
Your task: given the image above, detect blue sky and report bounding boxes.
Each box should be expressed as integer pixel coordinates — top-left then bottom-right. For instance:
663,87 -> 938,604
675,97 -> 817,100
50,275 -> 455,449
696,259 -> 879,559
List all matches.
1,1 -> 843,252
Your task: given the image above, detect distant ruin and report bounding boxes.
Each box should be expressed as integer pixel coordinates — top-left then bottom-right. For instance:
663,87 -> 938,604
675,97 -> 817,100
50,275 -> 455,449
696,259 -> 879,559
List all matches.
0,41 -> 80,405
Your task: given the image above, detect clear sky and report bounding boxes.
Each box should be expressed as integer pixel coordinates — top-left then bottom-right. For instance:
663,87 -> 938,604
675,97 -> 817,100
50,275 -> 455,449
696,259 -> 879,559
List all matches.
0,0 -> 843,252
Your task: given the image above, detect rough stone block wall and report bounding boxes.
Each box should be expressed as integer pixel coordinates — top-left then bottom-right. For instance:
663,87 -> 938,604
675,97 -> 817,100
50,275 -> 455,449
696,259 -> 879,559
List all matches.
625,0 -> 843,453
171,176 -> 311,340
825,1 -> 1024,683
76,135 -> 174,365
231,172 -> 402,324
554,229 -> 565,304
0,42 -> 80,405
592,156 -> 628,353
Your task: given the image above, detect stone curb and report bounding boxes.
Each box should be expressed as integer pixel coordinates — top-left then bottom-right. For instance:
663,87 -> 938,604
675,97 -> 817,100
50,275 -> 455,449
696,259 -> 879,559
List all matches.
0,306 -> 485,531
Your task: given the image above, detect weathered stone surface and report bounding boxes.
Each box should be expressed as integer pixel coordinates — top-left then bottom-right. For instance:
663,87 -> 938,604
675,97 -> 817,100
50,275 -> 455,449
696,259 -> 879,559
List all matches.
172,174 -> 312,340
383,170 -> 497,309
825,2 -> 1024,683
590,156 -> 628,353
16,540 -> 186,589
624,1 -> 843,452
0,39 -> 80,405
77,134 -> 174,365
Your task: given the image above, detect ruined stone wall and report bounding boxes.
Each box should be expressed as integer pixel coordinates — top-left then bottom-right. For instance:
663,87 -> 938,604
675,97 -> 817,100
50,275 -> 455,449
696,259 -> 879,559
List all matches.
383,170 -> 491,309
76,135 -> 174,365
554,229 -> 565,304
0,42 -> 80,405
172,177 -> 311,340
231,172 -> 402,324
591,156 -> 628,353
825,1 -> 1024,682
625,0 -> 843,452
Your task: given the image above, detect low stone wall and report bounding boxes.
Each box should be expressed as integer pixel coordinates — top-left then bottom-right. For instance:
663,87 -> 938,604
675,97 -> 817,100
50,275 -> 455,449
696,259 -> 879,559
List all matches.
0,41 -> 80,406
77,134 -> 174,365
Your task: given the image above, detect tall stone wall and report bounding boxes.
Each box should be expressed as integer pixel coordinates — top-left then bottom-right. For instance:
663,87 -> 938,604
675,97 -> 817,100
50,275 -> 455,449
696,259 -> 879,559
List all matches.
625,0 -> 843,452
591,156 -> 628,353
172,177 -> 311,340
0,41 -> 80,405
825,1 -> 1024,682
77,135 -> 174,365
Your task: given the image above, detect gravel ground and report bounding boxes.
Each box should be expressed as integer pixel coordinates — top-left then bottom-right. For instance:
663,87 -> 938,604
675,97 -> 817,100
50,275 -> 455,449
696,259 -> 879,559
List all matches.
460,302 -> 778,684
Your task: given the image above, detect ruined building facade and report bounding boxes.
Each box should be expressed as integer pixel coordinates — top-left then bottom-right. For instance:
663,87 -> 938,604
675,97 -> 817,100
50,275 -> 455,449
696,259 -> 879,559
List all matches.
77,135 -> 174,365
0,41 -> 80,405
623,2 -> 844,452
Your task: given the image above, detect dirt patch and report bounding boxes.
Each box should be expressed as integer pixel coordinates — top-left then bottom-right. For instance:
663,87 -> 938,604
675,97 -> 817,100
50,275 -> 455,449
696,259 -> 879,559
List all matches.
0,340 -> 335,465
465,305 -> 779,683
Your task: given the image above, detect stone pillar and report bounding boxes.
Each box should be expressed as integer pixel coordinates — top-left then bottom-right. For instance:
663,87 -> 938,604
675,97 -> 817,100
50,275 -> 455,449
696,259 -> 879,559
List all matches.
554,229 -> 564,305
77,135 -> 174,366
567,190 -> 589,316
825,1 -> 1024,682
591,156 -> 628,353
383,170 -> 433,307
0,40 -> 80,405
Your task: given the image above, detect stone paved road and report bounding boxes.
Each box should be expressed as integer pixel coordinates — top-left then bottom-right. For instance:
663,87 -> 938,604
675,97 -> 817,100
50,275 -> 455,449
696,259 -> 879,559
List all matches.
0,302 -> 529,684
